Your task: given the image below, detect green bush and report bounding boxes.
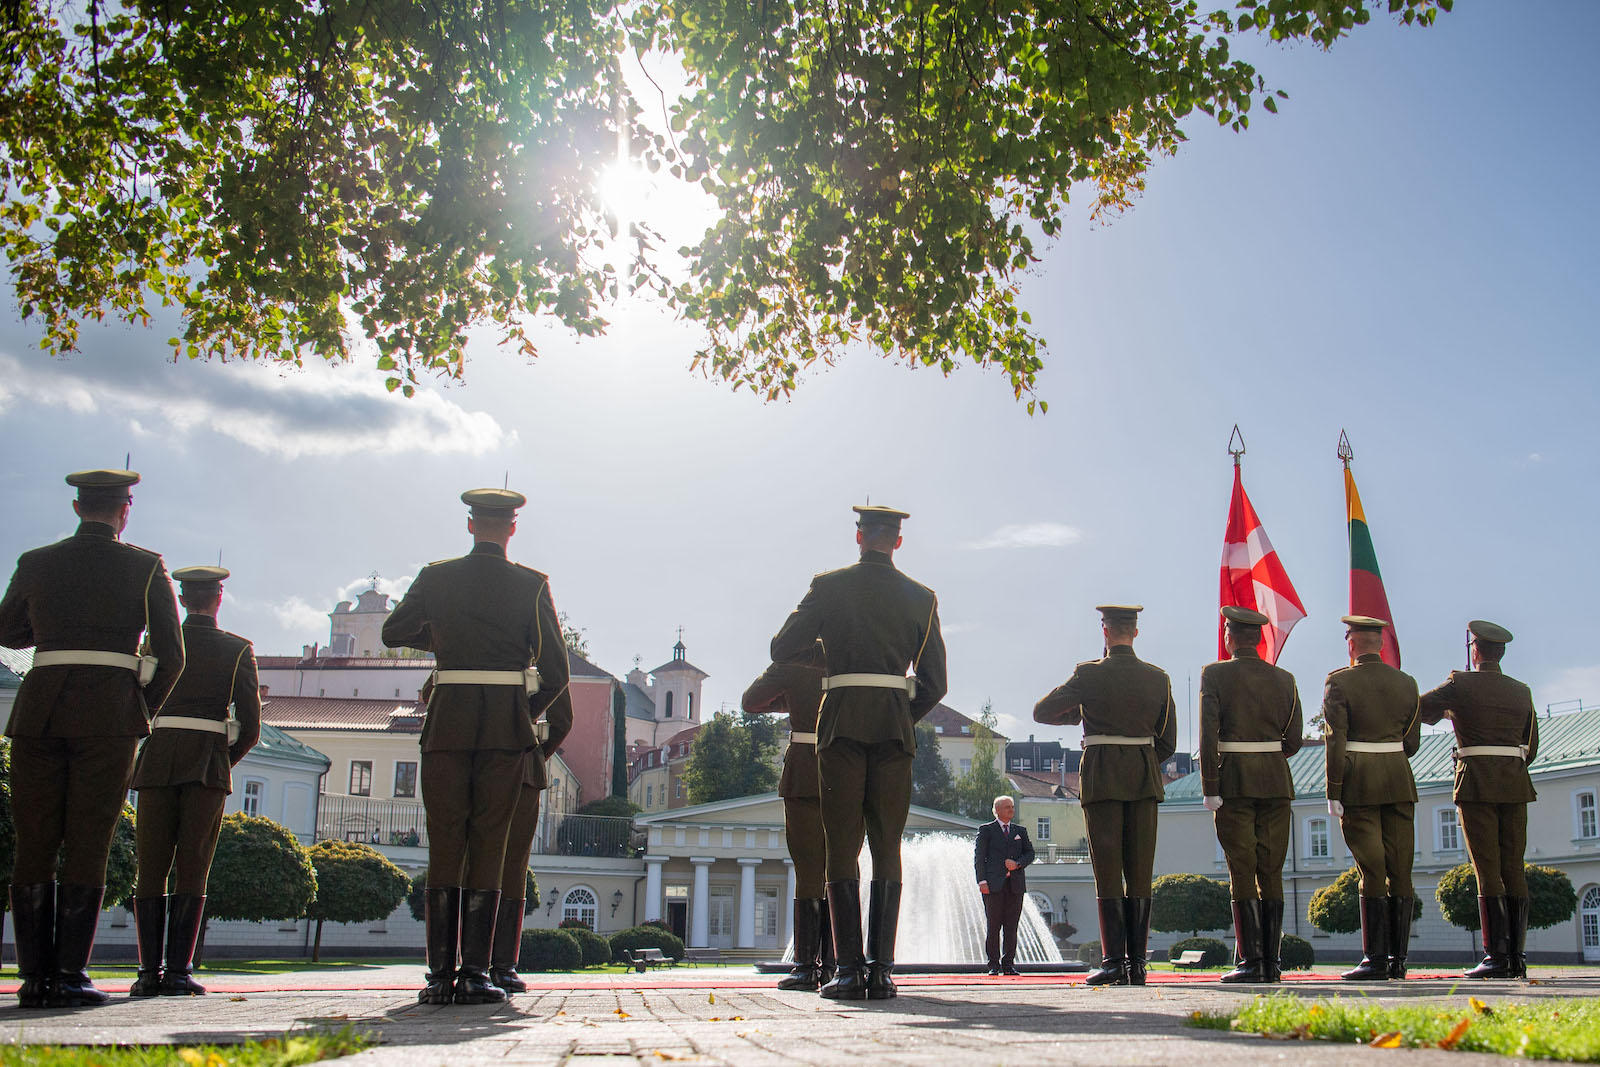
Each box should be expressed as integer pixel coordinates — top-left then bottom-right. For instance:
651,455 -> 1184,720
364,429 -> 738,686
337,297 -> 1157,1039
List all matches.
519,928 -> 582,971
1279,933 -> 1315,971
558,916 -> 592,930
1436,862 -> 1577,932
610,924 -> 685,962
1168,936 -> 1230,967
1077,939 -> 1101,965
571,927 -> 612,967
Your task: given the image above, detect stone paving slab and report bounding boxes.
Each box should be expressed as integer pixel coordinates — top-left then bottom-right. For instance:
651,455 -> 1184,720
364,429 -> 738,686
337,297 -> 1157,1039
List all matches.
1,967 -> 1595,1065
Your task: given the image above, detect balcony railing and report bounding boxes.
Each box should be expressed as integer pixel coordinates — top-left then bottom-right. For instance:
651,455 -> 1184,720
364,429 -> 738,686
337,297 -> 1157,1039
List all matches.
313,794 -> 640,859
1035,842 -> 1091,864
534,813 -> 640,859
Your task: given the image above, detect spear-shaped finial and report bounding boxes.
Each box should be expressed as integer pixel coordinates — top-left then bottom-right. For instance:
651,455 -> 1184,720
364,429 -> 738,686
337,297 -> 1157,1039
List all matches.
124,452 -> 131,470
1227,424 -> 1246,468
1337,429 -> 1354,470
503,471 -> 508,490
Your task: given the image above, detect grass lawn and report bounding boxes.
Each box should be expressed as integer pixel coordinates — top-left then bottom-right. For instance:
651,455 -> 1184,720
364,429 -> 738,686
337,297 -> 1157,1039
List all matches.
0,1026 -> 371,1065
1190,992 -> 1600,1061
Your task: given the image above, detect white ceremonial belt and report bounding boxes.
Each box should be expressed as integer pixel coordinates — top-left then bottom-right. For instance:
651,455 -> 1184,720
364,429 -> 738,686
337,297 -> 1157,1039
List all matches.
1217,741 -> 1283,753
1082,735 -> 1154,746
154,716 -> 241,743
821,674 -> 916,697
433,668 -> 541,694
1345,740 -> 1405,753
32,649 -> 157,685
532,720 -> 550,743
1456,745 -> 1528,759
789,732 -> 818,745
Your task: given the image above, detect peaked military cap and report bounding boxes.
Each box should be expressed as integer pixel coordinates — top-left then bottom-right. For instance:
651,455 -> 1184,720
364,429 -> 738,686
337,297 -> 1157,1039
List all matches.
65,469 -> 139,494
1220,605 -> 1269,627
1096,603 -> 1143,623
853,504 -> 909,527
461,488 -> 527,515
173,565 -> 229,587
1468,619 -> 1514,643
1341,614 -> 1390,632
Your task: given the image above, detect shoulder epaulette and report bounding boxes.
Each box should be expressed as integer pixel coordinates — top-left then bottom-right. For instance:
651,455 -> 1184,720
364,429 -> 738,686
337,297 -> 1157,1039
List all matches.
121,541 -> 163,558
510,561 -> 550,580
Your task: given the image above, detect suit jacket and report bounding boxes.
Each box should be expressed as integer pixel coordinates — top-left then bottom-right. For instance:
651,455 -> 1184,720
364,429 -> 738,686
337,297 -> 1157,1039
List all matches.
974,819 -> 1035,894
1033,646 -> 1177,803
1322,652 -> 1421,805
1418,664 -> 1538,804
0,521 -> 184,737
770,550 -> 947,756
131,614 -> 261,792
382,543 -> 573,777
741,650 -> 824,799
1199,648 -> 1304,799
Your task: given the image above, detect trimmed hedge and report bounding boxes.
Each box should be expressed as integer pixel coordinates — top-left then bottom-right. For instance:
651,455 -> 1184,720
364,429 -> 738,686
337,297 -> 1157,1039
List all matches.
558,917 -> 592,930
572,927 -> 612,967
1168,936 -> 1230,967
520,928 -> 582,971
1077,940 -> 1101,965
1280,933 -> 1315,971
609,924 -> 685,962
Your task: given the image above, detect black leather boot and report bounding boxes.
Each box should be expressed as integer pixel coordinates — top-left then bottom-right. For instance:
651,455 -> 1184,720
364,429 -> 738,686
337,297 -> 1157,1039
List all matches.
865,881 -> 901,1000
1124,897 -> 1152,986
1466,896 -> 1513,979
1341,896 -> 1390,981
420,887 -> 460,1005
820,880 -> 867,1000
455,889 -> 507,1004
490,896 -> 527,994
1388,896 -> 1414,980
1084,898 -> 1129,986
1508,896 -> 1530,979
777,898 -> 825,991
819,899 -> 836,985
1261,898 -> 1285,983
10,882 -> 55,1009
52,884 -> 109,1007
160,895 -> 208,995
1221,899 -> 1265,983
128,896 -> 166,996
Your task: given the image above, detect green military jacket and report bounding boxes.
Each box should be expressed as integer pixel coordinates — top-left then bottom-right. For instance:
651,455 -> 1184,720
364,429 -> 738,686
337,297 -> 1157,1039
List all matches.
1033,646 -> 1178,803
770,550 -> 947,756
1199,648 -> 1304,799
1322,652 -> 1421,805
0,521 -> 184,737
382,543 -> 572,770
1418,664 -> 1538,804
741,649 -> 825,799
131,614 -> 261,792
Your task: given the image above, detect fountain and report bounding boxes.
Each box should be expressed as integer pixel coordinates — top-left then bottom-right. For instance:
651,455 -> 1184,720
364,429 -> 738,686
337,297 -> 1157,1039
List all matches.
778,831 -> 1076,970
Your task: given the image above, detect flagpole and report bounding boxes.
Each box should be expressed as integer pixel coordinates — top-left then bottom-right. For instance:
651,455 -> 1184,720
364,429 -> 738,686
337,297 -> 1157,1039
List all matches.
1228,424 -> 1245,468
1338,429 -> 1353,470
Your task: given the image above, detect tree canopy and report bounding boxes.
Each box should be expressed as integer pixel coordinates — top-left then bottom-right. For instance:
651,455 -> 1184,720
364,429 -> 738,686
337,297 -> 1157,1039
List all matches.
911,721 -> 957,814
1435,863 -> 1578,933
1307,865 -> 1422,933
304,839 -> 411,962
681,711 -> 778,804
953,701 -> 1008,821
206,813 -> 318,923
0,0 -> 1451,405
1150,873 -> 1231,937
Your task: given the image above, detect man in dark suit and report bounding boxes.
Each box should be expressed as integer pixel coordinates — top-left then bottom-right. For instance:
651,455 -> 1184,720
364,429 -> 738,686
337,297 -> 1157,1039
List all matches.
0,468 -> 185,1008
974,795 -> 1035,975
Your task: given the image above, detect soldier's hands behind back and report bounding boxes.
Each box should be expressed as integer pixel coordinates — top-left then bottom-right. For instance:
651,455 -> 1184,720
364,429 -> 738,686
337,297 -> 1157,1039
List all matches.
1203,795 -> 1223,812
1327,799 -> 1344,817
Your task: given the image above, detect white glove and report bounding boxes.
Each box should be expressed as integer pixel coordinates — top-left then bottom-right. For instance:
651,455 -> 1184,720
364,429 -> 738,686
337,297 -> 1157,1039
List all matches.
1203,796 -> 1223,812
1328,799 -> 1345,817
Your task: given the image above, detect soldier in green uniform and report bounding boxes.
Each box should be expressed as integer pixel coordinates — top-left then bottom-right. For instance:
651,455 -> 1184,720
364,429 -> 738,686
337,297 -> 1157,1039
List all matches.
1199,606 -> 1304,984
382,488 -> 570,1006
1033,604 -> 1176,987
489,676 -> 574,993
0,469 -> 185,1008
128,566 -> 261,997
742,640 -> 834,992
770,505 -> 947,1001
1323,615 -> 1421,981
1418,620 -> 1537,980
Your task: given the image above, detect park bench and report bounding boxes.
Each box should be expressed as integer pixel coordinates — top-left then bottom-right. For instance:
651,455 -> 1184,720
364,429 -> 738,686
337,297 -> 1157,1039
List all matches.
1170,950 -> 1208,970
629,948 -> 670,973
684,947 -> 723,965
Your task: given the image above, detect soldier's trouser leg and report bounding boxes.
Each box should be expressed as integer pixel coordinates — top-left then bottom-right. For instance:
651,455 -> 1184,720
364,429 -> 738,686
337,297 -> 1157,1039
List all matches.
1340,805 -> 1387,896
421,748 -> 523,889
1380,802 -> 1415,899
1214,800 -> 1261,901
819,740 -> 869,882
1254,799 -> 1291,901
1082,801 -> 1127,898
1499,805 -> 1528,898
11,736 -> 138,884
1459,802 -> 1504,895
784,798 -> 827,899
862,744 -> 913,882
137,785 -> 226,897
1120,799 -> 1158,898
492,784 -> 540,993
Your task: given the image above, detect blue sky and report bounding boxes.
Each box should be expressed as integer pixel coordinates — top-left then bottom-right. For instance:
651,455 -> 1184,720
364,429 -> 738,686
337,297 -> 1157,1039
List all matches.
2,3 -> 1596,757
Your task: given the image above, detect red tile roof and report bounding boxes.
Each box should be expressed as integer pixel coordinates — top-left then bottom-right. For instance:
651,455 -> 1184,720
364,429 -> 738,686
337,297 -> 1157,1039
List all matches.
1006,769 -> 1075,799
260,695 -> 424,732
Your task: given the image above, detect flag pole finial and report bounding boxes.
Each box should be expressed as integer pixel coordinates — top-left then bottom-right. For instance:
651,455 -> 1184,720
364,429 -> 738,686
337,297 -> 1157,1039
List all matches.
1337,429 -> 1354,469
1227,425 -> 1246,467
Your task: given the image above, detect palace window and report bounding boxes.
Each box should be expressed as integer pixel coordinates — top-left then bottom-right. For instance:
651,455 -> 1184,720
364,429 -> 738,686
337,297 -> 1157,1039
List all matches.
349,760 -> 373,796
1036,817 -> 1051,841
1578,791 -> 1599,840
1306,817 -> 1330,859
646,785 -> 654,807
1437,808 -> 1461,852
242,780 -> 263,817
394,761 -> 418,799
562,887 -> 598,929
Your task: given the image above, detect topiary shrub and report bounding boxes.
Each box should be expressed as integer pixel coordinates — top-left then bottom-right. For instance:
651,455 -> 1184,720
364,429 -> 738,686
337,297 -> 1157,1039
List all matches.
641,918 -> 670,931
1077,939 -> 1101,965
610,924 -> 686,962
1049,921 -> 1078,941
520,928 -> 582,971
1168,936 -> 1230,967
571,927 -> 612,967
1279,933 -> 1315,971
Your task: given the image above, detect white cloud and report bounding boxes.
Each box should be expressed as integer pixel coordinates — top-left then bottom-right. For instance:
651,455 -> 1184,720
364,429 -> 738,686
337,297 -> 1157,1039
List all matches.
940,621 -> 981,636
336,571 -> 418,603
0,352 -> 509,459
962,522 -> 1083,551
270,595 -> 329,634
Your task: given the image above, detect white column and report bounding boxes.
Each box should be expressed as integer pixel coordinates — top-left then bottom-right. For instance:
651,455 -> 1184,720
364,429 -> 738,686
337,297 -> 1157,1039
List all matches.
690,857 -> 712,948
783,859 -> 797,945
737,858 -> 761,949
644,856 -> 666,923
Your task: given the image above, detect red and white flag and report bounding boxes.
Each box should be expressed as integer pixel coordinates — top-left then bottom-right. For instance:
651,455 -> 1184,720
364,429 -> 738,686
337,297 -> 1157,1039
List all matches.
1219,465 -> 1306,663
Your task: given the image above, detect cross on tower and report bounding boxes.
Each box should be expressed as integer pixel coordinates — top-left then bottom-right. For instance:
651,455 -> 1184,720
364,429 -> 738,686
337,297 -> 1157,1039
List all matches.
368,570 -> 381,590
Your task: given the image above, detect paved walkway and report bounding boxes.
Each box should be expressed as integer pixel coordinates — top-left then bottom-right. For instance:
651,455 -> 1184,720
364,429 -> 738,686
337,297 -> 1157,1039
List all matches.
1,965 -> 1595,1065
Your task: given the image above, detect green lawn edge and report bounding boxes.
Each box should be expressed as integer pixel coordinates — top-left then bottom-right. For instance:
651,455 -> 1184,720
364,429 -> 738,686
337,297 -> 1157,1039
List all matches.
0,1025 -> 373,1065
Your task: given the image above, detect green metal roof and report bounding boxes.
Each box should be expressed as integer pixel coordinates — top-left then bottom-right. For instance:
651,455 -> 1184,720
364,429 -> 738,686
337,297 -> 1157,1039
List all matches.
1166,705 -> 1600,802
249,722 -> 331,769
0,647 -> 32,688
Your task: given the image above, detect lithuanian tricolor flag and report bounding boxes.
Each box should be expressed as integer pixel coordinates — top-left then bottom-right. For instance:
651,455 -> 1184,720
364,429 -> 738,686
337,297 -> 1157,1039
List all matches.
1344,464 -> 1402,668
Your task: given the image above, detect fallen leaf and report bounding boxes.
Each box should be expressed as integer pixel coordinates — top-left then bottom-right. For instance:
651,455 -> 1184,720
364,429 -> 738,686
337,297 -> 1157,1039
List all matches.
1436,1018 -> 1471,1050
1470,997 -> 1494,1016
228,996 -> 246,1002
708,993 -> 715,1004
729,1016 -> 744,1021
1369,1031 -> 1403,1048
708,1016 -> 721,1022
1309,1005 -> 1325,1017
1528,978 -> 1546,986
651,1052 -> 696,1062
1189,1011 -> 1204,1021
614,1009 -> 631,1018
555,1010 -> 567,1016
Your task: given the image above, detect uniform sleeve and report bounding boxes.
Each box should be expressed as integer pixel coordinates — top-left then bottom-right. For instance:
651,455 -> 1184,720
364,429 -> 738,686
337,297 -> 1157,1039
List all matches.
771,580 -> 825,664
1322,675 -> 1349,802
143,557 -> 186,712
1417,675 -> 1460,726
910,596 -> 947,722
1525,699 -> 1540,765
229,645 -> 262,765
530,578 -> 573,757
1401,679 -> 1422,758
741,663 -> 789,716
1281,680 -> 1305,757
1033,670 -> 1085,725
1198,666 -> 1221,795
381,570 -> 432,651
0,562 -> 32,649
1154,677 -> 1178,764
